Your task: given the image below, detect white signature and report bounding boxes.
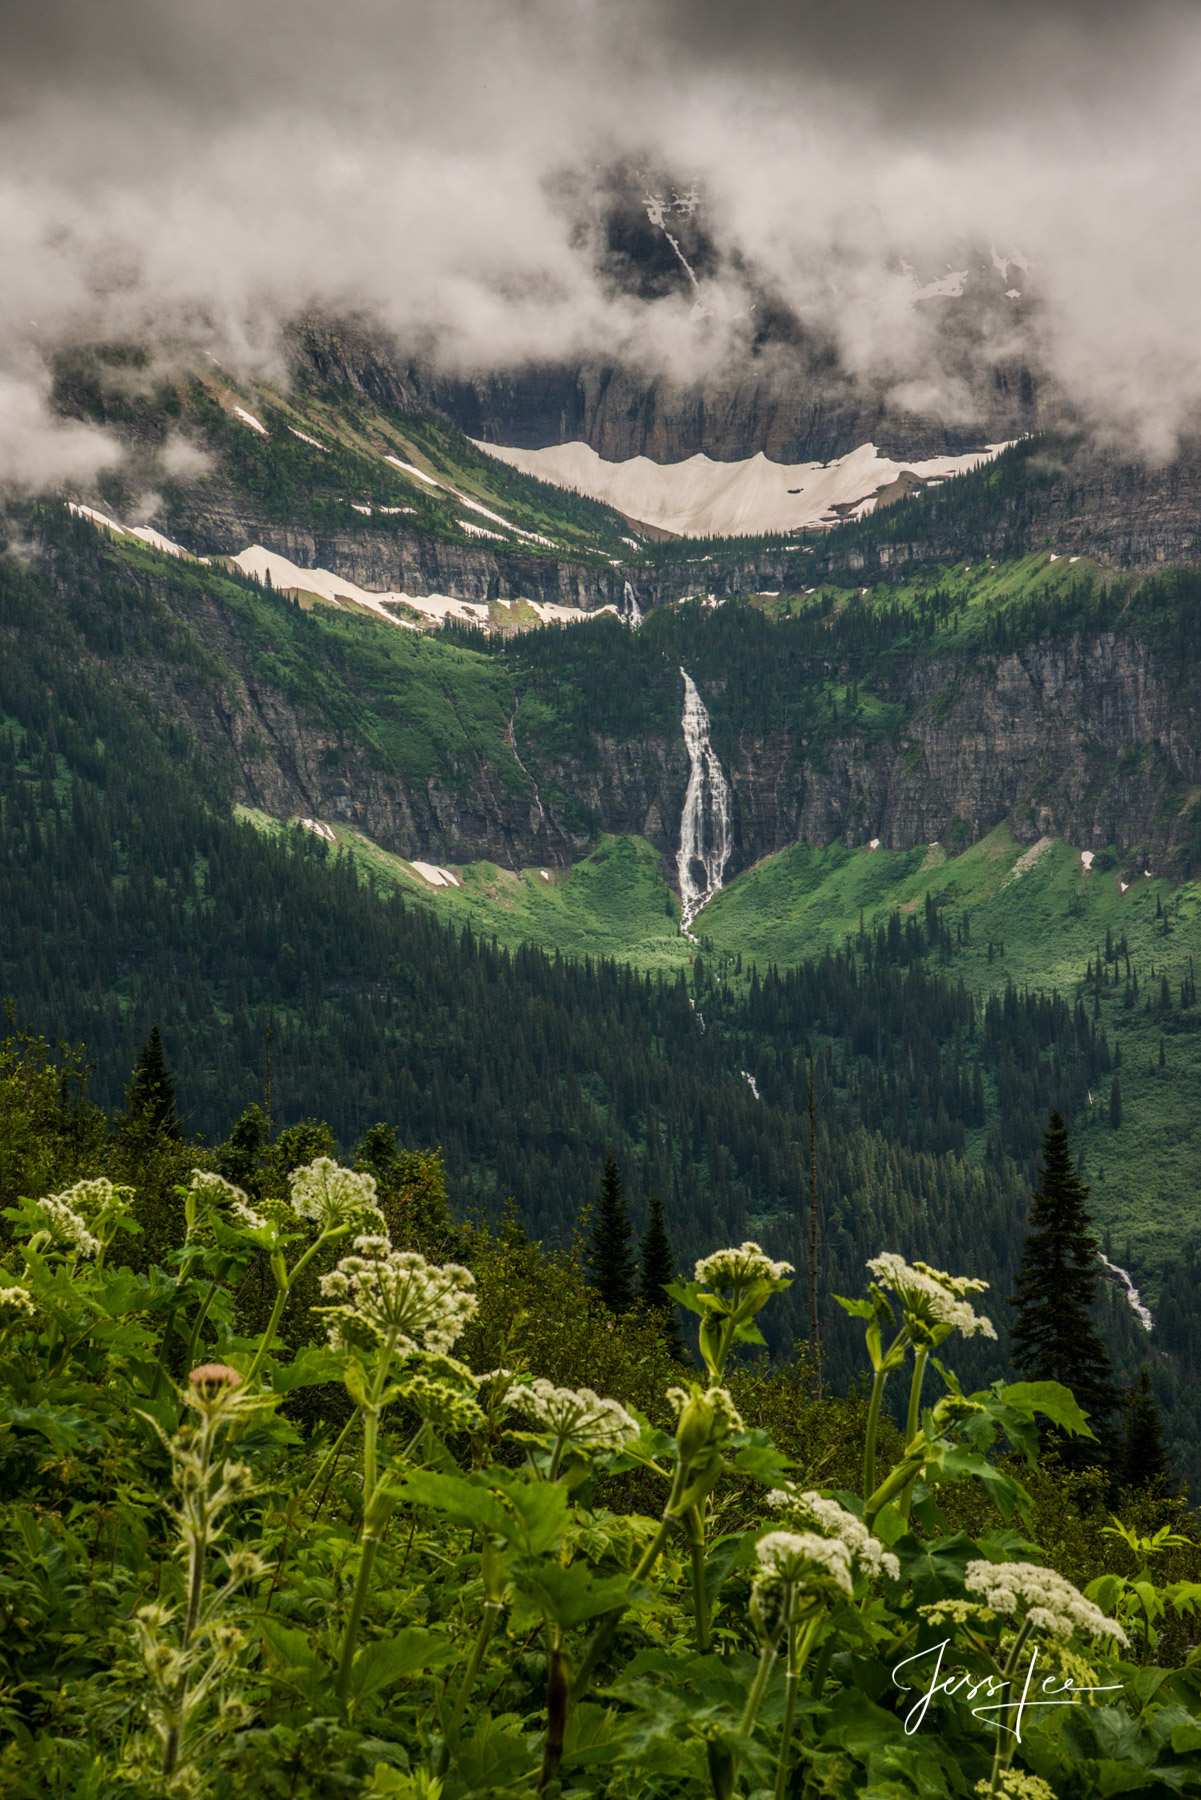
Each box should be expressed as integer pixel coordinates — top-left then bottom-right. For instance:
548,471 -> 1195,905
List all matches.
893,1638 -> 1122,1743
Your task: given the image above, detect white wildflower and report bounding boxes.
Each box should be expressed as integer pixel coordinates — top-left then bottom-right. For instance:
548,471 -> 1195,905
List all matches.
976,1775 -> 1057,1800
695,1241 -> 794,1290
964,1559 -> 1129,1647
288,1158 -> 385,1233
756,1530 -> 854,1597
317,1236 -> 476,1357
765,1486 -> 899,1579
185,1170 -> 261,1235
867,1252 -> 996,1342
666,1383 -> 744,1445
34,1195 -> 102,1258
520,1379 -> 639,1451
0,1283 -> 37,1324
52,1177 -> 135,1227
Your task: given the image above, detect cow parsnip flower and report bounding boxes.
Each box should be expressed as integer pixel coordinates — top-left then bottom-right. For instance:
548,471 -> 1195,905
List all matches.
34,1195 -> 102,1258
755,1530 -> 853,1597
695,1241 -> 794,1290
401,1371 -> 486,1435
0,1283 -> 37,1325
767,1487 -> 900,1580
185,1170 -> 263,1236
867,1253 -> 996,1342
317,1236 -> 476,1358
666,1382 -> 744,1451
519,1379 -> 639,1452
976,1776 -> 1057,1800
288,1158 -> 385,1233
964,1559 -> 1129,1646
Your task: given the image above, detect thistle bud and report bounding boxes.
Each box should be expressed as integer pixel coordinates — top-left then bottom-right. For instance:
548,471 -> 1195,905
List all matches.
188,1364 -> 242,1400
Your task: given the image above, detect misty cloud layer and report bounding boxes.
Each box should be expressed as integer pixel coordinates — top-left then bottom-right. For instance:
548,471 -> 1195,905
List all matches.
4,0 -> 1201,484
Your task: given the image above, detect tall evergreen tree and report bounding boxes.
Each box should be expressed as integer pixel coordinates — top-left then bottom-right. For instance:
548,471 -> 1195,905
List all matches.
640,1190 -> 686,1360
125,1023 -> 179,1138
1010,1112 -> 1118,1458
1116,1368 -> 1171,1495
589,1151 -> 637,1315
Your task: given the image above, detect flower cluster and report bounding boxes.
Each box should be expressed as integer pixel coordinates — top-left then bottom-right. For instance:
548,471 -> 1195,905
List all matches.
867,1253 -> 997,1342
666,1382 -> 744,1451
755,1530 -> 854,1598
34,1194 -> 102,1258
519,1379 -> 639,1452
400,1370 -> 486,1435
317,1236 -> 476,1359
185,1170 -> 265,1236
766,1488 -> 900,1580
0,1282 -> 37,1326
964,1559 -> 1129,1646
288,1158 -> 385,1234
695,1242 -> 794,1290
975,1775 -> 1057,1800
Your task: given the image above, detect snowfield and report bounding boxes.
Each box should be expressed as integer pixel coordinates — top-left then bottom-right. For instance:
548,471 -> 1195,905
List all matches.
228,544 -> 606,633
469,439 -> 1011,540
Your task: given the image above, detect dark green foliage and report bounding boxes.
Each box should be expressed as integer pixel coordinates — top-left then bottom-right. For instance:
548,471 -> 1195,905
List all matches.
1010,1112 -> 1120,1455
1118,1367 -> 1172,1495
639,1189 -> 686,1359
124,1021 -> 180,1137
1110,1070 -> 1124,1128
589,1151 -> 637,1314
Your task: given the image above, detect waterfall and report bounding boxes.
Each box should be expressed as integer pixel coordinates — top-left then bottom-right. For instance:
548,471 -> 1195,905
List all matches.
622,580 -> 644,628
676,668 -> 732,935
1098,1253 -> 1154,1332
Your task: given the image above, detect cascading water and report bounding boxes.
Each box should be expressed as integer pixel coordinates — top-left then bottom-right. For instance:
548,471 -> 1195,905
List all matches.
676,668 -> 732,936
1098,1252 -> 1154,1332
622,580 -> 644,628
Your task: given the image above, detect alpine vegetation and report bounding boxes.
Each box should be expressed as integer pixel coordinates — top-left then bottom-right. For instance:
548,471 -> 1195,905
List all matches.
0,1121 -> 1197,1800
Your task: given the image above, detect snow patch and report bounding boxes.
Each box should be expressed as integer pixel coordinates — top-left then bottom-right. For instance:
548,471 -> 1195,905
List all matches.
351,503 -> 372,516
228,544 -> 601,634
410,861 -> 461,889
299,817 -> 336,843
289,427 -> 327,451
1005,836 -> 1055,884
540,870 -> 550,881
1081,850 -> 1095,872
458,519 -> 506,540
868,838 -> 880,852
233,406 -> 268,436
470,438 -> 1012,541
69,503 -> 206,563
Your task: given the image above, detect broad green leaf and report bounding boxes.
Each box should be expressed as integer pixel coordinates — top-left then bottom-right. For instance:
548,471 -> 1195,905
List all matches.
997,1380 -> 1095,1438
257,1617 -> 332,1703
349,1629 -> 456,1700
271,1345 -> 345,1392
509,1556 -> 632,1628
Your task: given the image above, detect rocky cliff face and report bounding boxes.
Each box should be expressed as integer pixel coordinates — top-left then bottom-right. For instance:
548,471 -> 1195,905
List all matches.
287,311 -> 1039,469
521,635 -> 1199,878
170,489 -> 622,608
139,559 -> 1201,879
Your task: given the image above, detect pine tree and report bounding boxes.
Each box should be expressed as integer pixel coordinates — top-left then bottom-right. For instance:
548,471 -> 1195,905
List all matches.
1010,1112 -> 1119,1459
1116,1368 -> 1171,1495
640,1190 -> 686,1359
1109,1073 -> 1123,1129
589,1151 -> 637,1314
125,1022 -> 179,1137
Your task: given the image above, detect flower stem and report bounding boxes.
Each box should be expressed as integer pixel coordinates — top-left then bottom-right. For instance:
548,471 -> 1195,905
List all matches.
863,1367 -> 887,1501
988,1618 -> 1035,1795
685,1505 -> 711,1652
161,1410 -> 217,1780
896,1347 -> 929,1525
335,1530 -> 381,1710
739,1642 -> 777,1737
444,1599 -> 502,1744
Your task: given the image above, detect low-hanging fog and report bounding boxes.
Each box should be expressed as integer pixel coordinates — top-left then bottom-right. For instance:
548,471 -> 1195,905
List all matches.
4,0 -> 1201,482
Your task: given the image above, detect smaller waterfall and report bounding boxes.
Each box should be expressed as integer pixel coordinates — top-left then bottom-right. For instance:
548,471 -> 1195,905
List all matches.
1098,1253 -> 1154,1332
621,580 -> 644,628
676,668 -> 732,934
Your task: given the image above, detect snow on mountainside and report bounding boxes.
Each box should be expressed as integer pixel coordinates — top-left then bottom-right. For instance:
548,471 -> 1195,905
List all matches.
469,439 -> 1013,540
